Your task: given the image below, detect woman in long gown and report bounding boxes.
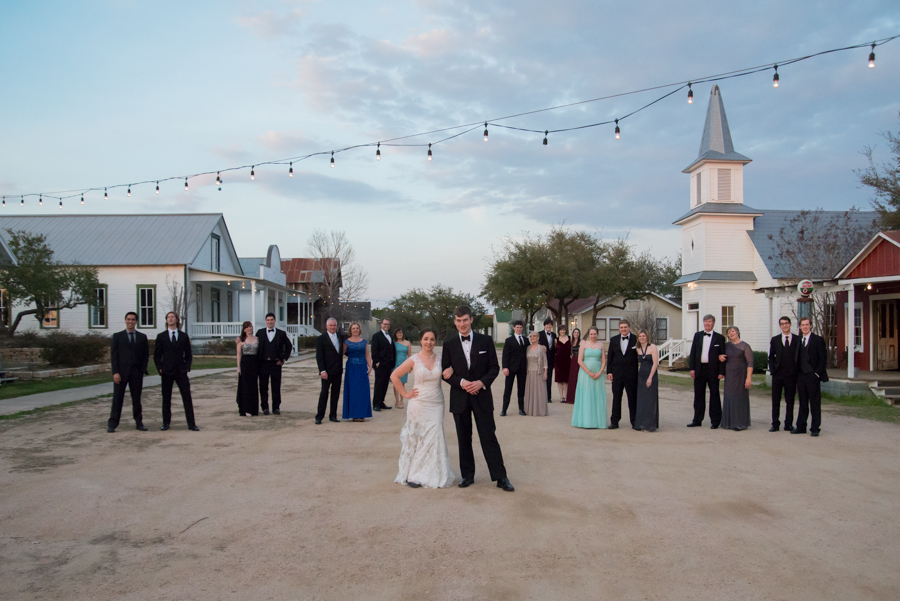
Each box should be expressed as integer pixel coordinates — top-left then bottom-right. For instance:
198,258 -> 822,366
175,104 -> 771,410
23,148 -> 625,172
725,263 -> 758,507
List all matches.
524,331 -> 549,416
390,328 -> 456,488
554,326 -> 572,402
235,321 -> 259,417
572,326 -> 608,429
392,329 -> 412,409
720,326 -> 753,431
342,323 -> 373,422
634,330 -> 659,432
564,328 -> 581,404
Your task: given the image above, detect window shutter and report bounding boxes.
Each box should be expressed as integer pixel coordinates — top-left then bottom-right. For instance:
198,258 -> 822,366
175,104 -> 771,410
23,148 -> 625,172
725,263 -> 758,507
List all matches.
717,169 -> 731,201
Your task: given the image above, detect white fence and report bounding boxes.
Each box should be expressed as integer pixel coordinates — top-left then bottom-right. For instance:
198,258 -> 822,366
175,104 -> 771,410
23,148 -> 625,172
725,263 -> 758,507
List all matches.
189,322 -> 244,338
286,324 -> 319,337
657,338 -> 690,367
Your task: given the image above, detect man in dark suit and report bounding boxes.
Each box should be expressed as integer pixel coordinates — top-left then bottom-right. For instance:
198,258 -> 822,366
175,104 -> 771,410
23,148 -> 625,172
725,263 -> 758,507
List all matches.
793,316 -> 829,437
688,314 -> 726,428
607,319 -> 639,429
501,320 -> 528,416
441,305 -> 513,492
107,311 -> 149,432
315,317 -> 343,424
370,318 -> 395,411
538,318 -> 557,402
153,311 -> 199,431
257,312 -> 293,415
768,315 -> 800,432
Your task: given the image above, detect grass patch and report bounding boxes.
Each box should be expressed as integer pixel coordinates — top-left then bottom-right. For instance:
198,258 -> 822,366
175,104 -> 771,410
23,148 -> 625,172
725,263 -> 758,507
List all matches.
147,357 -> 235,376
822,392 -> 900,424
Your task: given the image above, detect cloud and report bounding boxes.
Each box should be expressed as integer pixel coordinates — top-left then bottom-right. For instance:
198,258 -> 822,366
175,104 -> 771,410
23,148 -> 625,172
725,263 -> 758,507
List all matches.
235,9 -> 307,38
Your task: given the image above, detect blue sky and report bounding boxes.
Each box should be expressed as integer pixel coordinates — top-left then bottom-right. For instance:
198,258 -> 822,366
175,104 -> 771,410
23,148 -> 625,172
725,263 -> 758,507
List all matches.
1,1 -> 898,304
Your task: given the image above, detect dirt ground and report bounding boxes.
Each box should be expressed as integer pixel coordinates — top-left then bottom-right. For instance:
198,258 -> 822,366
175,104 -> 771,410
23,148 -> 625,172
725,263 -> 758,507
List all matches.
1,350 -> 898,601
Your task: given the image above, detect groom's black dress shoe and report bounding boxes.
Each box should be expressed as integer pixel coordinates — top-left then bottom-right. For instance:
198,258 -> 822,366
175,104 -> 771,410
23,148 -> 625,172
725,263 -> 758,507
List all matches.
791,427 -> 806,434
769,426 -> 779,432
458,477 -> 474,488
160,424 -> 170,431
381,405 -> 392,410
262,409 -> 270,415
189,426 -> 200,431
686,422 -> 701,427
710,424 -> 720,429
497,478 -> 515,492
136,424 -> 148,431
373,406 -> 381,412
518,410 -> 526,416
407,482 -> 421,488
315,419 -> 322,425
609,423 -> 619,430
272,409 -> 280,415
329,417 -> 340,423
500,411 -> 507,416
107,427 -> 115,433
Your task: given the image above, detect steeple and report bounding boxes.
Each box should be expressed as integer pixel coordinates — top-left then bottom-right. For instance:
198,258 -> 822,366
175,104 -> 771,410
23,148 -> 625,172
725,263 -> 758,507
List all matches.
682,85 -> 751,173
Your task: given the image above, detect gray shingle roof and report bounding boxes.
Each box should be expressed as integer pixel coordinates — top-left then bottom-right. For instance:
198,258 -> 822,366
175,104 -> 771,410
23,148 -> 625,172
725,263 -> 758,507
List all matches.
239,258 -> 264,277
682,85 -> 751,172
0,214 -> 226,266
673,202 -> 764,224
674,271 -> 757,285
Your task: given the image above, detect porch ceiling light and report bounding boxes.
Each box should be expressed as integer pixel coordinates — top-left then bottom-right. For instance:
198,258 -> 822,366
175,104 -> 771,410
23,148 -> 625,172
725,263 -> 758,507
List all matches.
867,283 -> 872,290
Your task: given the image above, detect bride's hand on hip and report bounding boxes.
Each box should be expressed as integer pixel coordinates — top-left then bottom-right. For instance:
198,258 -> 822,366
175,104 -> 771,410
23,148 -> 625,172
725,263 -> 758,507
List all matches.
407,388 -> 420,399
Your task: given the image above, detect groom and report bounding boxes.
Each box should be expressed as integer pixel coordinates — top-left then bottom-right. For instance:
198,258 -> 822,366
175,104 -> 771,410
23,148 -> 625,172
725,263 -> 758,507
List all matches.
441,305 -> 514,492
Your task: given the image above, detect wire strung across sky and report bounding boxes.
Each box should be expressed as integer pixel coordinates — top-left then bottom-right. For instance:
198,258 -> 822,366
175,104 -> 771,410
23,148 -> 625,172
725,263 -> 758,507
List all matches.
2,34 -> 898,208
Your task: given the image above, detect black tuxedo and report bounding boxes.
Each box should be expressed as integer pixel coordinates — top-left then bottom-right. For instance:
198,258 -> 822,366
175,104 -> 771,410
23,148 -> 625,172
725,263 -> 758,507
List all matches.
442,332 -> 507,482
257,327 -> 292,412
769,332 -> 800,429
688,330 -> 727,426
153,329 -> 196,428
607,333 -> 639,427
501,333 -> 528,413
316,332 -> 344,421
538,330 -> 557,401
108,329 -> 149,430
371,329 -> 396,409
796,333 -> 829,434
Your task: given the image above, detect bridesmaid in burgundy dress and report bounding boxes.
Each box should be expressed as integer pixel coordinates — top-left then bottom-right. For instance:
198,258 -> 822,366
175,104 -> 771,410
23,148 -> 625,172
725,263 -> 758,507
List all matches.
564,328 -> 581,404
554,326 -> 572,402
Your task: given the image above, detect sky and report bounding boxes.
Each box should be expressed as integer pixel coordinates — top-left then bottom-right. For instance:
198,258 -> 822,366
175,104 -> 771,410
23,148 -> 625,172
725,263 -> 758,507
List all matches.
1,1 -> 898,306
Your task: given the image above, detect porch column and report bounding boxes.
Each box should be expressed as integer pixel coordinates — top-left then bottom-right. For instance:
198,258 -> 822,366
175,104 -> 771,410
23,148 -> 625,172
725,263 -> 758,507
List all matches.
847,283 -> 855,379
251,281 -> 257,330
767,293 -> 773,341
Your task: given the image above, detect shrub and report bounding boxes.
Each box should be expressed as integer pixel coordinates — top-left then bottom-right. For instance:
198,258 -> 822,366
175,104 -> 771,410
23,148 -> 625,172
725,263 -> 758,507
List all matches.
197,338 -> 237,355
296,336 -> 318,349
39,332 -> 109,367
753,350 -> 768,374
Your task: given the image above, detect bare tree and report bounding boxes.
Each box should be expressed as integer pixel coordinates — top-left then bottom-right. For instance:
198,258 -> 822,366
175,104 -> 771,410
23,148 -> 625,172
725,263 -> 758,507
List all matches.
628,304 -> 666,344
166,276 -> 195,327
306,230 -> 369,322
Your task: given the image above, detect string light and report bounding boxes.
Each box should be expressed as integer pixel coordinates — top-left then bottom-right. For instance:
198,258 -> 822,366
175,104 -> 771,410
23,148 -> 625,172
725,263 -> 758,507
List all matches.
869,43 -> 876,68
687,82 -> 693,104
81,194 -> 84,205
251,166 -> 255,180
427,143 -> 432,161
289,162 -> 293,177
58,199 -> 62,209
543,130 -> 548,145
216,172 -> 222,190
104,188 -> 108,200
376,142 -> 381,160
1,197 -> 4,207
39,194 -> 42,206
615,119 -> 620,140
155,181 -> 159,194
330,152 -> 335,168
773,64 -> 779,88
483,122 -> 489,142
184,178 -> 189,191
127,185 -> 131,197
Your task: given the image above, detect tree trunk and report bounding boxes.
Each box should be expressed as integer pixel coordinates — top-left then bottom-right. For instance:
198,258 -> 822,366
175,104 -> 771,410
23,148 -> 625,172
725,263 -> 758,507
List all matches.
7,309 -> 38,337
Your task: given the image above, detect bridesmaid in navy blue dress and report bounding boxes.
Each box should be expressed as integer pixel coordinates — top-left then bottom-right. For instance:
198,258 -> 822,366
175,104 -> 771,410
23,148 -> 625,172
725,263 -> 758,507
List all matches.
343,323 -> 373,422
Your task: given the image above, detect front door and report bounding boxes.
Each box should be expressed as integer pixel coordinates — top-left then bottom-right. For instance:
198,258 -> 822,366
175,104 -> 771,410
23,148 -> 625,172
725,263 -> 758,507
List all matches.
876,300 -> 899,370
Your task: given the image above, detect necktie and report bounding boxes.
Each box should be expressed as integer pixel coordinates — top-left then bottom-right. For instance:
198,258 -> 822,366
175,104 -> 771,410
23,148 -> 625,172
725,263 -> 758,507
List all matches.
518,335 -> 523,346
785,336 -> 789,347
461,335 -> 471,342
171,331 -> 176,343
129,332 -> 134,346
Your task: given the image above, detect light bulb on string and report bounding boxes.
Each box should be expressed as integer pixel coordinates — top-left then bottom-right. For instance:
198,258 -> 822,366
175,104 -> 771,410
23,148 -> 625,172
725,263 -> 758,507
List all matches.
687,82 -> 693,104
289,162 -> 293,177
376,142 -> 381,160
155,181 -> 159,194
216,172 -> 222,191
59,199 -> 62,210
184,178 -> 189,191
543,130 -> 548,145
39,194 -> 42,206
773,64 -> 779,87
869,43 -> 876,68
20,196 -> 24,206
483,122 -> 489,142
427,143 -> 432,161
251,166 -> 255,180
104,188 -> 108,200
330,152 -> 335,168
1,197 -> 4,208
127,185 -> 131,197
81,194 -> 84,205
615,119 -> 620,140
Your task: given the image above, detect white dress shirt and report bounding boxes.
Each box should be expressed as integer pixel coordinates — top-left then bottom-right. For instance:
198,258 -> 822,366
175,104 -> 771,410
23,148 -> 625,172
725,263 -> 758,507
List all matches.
168,328 -> 178,342
517,334 -> 524,346
460,332 -> 472,368
700,331 -> 713,363
267,328 -> 275,342
803,335 -> 809,347
620,334 -> 629,355
329,332 -> 339,353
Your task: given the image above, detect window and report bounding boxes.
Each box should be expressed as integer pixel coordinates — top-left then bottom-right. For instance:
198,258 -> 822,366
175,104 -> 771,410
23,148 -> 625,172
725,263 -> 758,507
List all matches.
594,317 -> 607,341
196,284 -> 203,321
89,285 -> 108,328
41,298 -> 59,329
717,168 -> 732,201
279,305 -> 284,322
688,302 -> 699,311
721,306 -> 735,335
825,303 -> 837,351
210,234 -> 221,272
211,289 -> 221,322
0,290 -> 9,327
227,291 -> 233,322
137,286 -> 156,328
608,318 -> 620,339
853,302 -> 863,352
655,317 -> 668,342
695,172 -> 702,205
625,299 -> 643,312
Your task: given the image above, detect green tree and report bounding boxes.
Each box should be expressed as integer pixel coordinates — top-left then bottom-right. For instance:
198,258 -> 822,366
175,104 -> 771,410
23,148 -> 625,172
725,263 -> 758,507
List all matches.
381,285 -> 488,343
0,230 -> 101,336
857,112 -> 900,230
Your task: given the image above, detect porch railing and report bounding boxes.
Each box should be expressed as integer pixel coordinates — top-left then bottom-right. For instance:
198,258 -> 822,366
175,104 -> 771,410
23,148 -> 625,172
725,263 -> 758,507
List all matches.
189,322 -> 244,338
286,324 -> 319,337
657,338 -> 690,367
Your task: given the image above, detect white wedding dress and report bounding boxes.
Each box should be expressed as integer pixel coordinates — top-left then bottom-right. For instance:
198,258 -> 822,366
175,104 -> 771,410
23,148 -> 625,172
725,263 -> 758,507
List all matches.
394,353 -> 456,488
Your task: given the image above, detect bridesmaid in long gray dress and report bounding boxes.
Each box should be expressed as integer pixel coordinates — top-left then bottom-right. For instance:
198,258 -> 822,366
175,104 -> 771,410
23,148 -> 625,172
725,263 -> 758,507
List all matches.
720,326 -> 754,430
634,330 -> 659,432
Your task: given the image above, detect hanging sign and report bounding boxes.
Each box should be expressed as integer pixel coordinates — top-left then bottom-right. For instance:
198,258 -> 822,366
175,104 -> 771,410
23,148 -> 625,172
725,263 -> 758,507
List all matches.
797,279 -> 814,297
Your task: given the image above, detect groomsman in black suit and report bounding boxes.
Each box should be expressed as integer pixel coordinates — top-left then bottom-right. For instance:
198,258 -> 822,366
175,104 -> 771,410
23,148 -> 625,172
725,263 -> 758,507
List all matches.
107,311 -> 149,432
538,318 -> 557,402
768,315 -> 800,432
607,320 -> 639,429
257,312 -> 293,415
687,314 -> 726,428
442,305 -> 513,491
153,311 -> 199,431
501,320 -> 528,416
793,316 -> 829,437
370,318 -> 395,411
315,317 -> 343,424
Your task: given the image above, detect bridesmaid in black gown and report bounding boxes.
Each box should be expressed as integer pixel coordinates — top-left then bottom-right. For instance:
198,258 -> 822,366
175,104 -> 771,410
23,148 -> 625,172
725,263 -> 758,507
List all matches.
564,329 -> 581,404
235,321 -> 260,417
634,330 -> 659,432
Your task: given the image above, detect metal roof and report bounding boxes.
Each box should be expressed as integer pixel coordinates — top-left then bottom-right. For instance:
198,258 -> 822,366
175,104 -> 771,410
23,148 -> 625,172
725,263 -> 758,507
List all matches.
674,271 -> 757,285
0,214 -> 228,266
673,202 -> 764,224
239,258 -> 264,277
682,85 -> 752,173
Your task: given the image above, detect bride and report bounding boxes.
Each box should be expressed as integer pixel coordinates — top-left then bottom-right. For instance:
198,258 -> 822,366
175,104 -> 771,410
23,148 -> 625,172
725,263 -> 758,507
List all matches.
390,328 -> 456,489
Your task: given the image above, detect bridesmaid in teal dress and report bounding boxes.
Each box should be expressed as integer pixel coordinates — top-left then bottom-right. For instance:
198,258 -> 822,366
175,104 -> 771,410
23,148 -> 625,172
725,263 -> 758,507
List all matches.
392,329 -> 412,409
572,326 -> 608,429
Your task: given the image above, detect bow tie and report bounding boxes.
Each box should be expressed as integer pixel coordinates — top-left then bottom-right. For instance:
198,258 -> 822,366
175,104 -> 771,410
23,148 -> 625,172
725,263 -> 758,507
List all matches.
461,335 -> 471,342
705,333 -> 712,337
268,330 -> 274,333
